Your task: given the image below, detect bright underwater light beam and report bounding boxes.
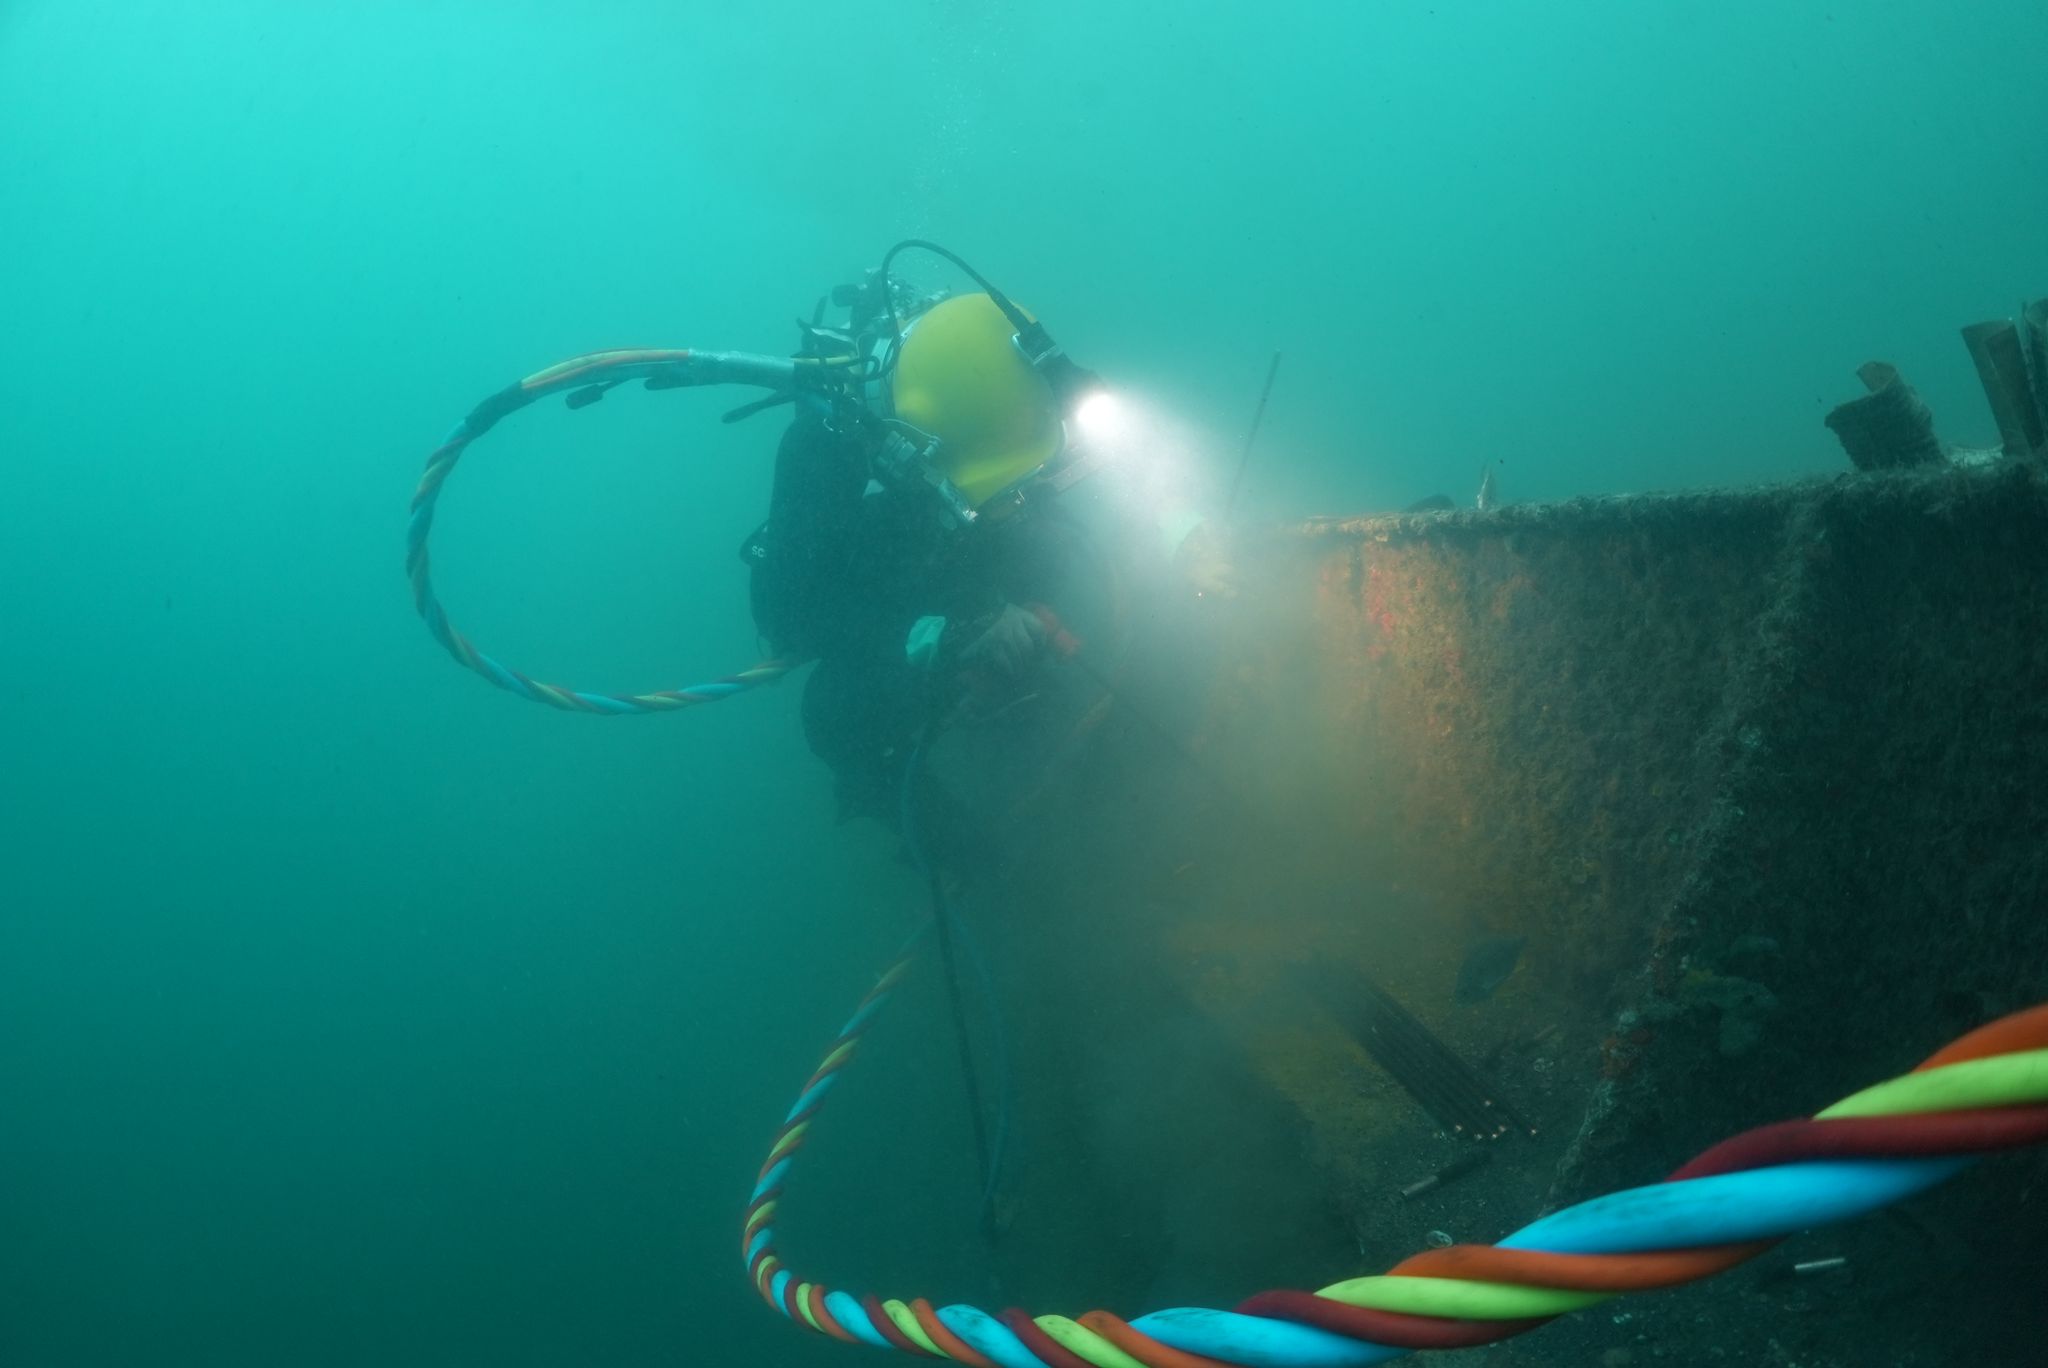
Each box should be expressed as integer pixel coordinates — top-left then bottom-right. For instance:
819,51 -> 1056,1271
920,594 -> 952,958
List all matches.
1072,389 -> 1129,444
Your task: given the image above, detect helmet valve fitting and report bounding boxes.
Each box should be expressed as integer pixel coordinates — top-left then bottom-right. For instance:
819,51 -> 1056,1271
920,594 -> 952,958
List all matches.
872,429 -> 980,527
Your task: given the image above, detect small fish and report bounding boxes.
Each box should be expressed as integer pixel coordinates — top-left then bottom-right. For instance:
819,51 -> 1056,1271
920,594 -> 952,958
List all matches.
1404,493 -> 1456,513
1455,934 -> 1526,1002
1476,464 -> 1499,513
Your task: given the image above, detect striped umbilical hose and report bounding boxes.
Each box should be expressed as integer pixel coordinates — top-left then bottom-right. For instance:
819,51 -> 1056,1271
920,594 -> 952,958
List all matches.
744,958 -> 2048,1368
409,348 -> 815,712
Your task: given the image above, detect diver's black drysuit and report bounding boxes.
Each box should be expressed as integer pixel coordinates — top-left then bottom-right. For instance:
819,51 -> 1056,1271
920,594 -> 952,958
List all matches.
743,411 -> 1098,822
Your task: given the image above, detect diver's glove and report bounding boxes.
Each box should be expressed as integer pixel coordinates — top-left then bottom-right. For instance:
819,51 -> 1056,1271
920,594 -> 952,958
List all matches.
954,602 -> 1050,680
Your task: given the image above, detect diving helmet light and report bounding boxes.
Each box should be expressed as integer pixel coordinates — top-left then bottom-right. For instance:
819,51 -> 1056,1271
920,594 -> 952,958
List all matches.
1008,314 -> 1108,423
1071,389 -> 1128,444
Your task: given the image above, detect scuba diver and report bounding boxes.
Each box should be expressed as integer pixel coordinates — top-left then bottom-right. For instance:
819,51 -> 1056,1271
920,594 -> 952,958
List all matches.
403,241 -> 1240,1239
732,246 -> 1243,1230
406,236 -> 1229,827
739,245 -> 1232,840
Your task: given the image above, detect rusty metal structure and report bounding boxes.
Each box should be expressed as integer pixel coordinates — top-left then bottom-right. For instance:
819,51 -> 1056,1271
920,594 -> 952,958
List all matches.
913,453 -> 2048,1367
859,306 -> 2048,1365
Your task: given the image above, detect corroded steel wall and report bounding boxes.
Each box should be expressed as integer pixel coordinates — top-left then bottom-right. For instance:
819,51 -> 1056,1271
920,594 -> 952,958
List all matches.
910,462 -> 2045,1364
1171,459 -> 2048,1365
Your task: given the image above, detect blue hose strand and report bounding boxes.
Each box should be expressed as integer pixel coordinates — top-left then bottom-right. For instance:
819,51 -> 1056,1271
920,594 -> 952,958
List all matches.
940,1305 -> 1042,1368
826,1291 -> 893,1349
1501,1156 -> 1968,1254
1134,1307 -> 1406,1368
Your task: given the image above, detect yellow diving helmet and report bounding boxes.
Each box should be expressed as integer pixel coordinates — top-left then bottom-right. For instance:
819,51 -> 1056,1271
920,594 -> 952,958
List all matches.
888,293 -> 1065,509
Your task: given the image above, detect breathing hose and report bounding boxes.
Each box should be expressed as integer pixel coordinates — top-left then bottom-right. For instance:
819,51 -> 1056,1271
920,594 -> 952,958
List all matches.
407,347 -> 843,712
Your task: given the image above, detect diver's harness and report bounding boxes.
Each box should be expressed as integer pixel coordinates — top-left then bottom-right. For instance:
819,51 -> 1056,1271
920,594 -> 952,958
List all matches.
405,240 -> 1105,716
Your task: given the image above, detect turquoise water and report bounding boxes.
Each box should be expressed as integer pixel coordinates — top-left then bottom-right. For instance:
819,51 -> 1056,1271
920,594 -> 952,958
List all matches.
3,3 -> 2044,1364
